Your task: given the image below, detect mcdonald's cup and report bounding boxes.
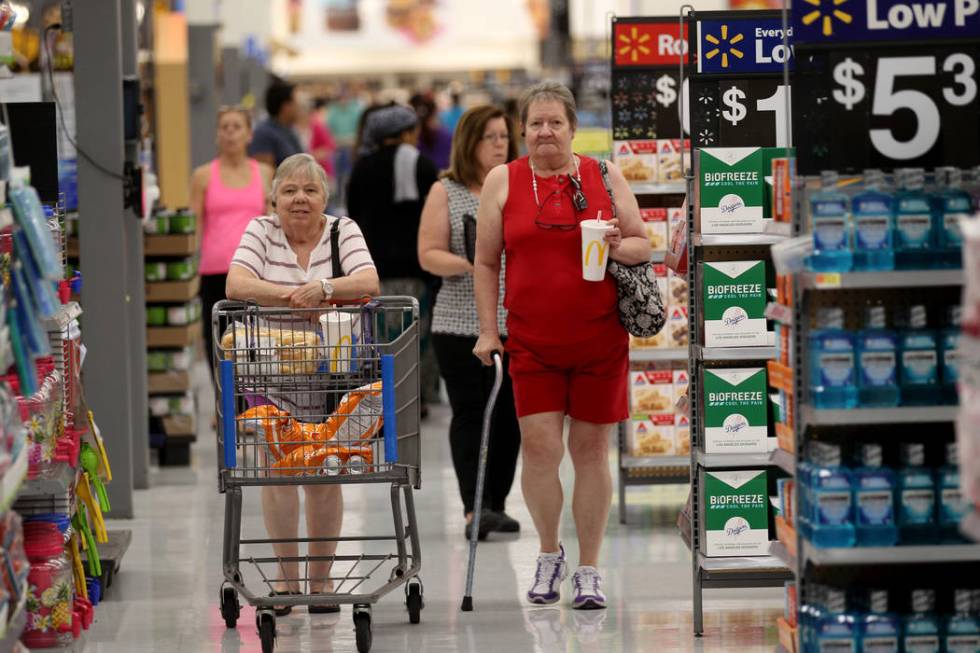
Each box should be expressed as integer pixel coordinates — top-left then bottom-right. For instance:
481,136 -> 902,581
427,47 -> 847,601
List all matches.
320,311 -> 355,374
580,219 -> 612,281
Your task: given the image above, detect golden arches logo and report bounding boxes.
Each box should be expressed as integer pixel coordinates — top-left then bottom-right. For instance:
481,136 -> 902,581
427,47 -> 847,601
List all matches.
617,26 -> 652,63
801,0 -> 853,37
584,240 -> 609,267
330,335 -> 352,373
704,24 -> 745,69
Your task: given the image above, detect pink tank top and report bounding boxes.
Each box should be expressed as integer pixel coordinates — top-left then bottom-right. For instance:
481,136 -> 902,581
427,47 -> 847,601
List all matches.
201,159 -> 266,275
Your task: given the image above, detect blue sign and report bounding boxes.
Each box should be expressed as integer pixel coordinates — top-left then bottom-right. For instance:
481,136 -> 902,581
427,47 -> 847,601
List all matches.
793,0 -> 980,44
696,18 -> 796,74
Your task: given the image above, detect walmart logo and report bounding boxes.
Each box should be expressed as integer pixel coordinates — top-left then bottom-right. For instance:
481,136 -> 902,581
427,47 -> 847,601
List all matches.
703,24 -> 744,69
618,26 -> 652,63
801,0 -> 853,37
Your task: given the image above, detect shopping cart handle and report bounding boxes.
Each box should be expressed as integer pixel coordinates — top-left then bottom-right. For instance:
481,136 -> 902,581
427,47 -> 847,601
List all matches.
327,295 -> 374,306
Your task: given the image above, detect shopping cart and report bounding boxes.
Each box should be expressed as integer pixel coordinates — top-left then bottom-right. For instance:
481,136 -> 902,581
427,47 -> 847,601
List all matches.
212,298 -> 423,653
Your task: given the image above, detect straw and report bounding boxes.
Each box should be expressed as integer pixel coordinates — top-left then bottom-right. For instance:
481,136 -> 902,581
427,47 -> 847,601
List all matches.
596,210 -> 603,223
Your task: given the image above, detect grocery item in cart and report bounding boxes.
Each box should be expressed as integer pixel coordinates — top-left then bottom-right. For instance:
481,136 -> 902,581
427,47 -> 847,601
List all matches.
221,323 -> 325,375
272,443 -> 375,476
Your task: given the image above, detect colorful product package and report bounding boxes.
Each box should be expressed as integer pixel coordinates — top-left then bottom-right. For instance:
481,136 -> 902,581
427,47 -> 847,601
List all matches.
702,260 -> 769,347
702,469 -> 770,557
613,140 -> 659,183
630,414 -> 676,457
699,147 -> 765,234
640,208 -> 669,252
630,369 -> 675,414
703,367 -> 769,454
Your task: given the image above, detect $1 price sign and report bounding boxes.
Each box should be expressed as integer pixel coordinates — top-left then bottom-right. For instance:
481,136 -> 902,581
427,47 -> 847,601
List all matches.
793,46 -> 979,173
690,77 -> 791,149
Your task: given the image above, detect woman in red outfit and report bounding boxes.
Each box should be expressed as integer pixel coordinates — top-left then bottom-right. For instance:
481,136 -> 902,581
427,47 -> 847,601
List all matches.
473,81 -> 649,610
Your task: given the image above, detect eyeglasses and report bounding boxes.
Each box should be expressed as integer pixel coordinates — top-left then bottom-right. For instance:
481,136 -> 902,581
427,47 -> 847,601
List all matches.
481,132 -> 510,143
534,184 -> 588,231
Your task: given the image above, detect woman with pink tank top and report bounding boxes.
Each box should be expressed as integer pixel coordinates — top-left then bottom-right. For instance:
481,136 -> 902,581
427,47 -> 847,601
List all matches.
190,107 -> 273,381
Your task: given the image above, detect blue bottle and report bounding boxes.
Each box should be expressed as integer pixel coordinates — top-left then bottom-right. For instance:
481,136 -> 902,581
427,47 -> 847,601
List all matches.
798,443 -> 819,541
938,442 -> 969,544
811,443 -> 856,548
896,443 -> 937,545
934,167 -> 972,269
853,444 -> 898,547
903,589 -> 941,653
856,306 -> 900,407
941,306 -> 962,406
801,585 -> 827,653
899,305 -> 941,406
816,589 -> 859,653
860,590 -> 901,653
944,589 -> 980,653
894,168 -> 938,271
810,307 -> 859,409
852,169 -> 895,271
810,170 -> 853,272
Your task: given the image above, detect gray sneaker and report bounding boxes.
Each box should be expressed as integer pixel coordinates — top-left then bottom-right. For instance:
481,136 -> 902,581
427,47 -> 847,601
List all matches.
526,545 -> 567,605
571,566 -> 607,610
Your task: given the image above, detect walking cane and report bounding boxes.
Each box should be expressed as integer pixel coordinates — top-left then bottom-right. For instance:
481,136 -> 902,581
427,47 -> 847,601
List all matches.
461,351 -> 503,612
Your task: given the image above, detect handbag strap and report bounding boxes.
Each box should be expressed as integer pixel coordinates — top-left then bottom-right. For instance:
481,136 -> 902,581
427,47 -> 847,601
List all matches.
330,217 -> 344,279
598,160 -> 618,219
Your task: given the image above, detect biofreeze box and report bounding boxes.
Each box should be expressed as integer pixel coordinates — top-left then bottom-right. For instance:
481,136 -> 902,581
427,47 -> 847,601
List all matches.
703,261 -> 768,347
703,368 -> 768,453
699,147 -> 764,234
703,469 -> 769,557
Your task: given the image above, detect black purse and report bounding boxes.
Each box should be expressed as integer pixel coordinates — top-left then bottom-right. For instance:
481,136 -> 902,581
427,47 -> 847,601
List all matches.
597,161 -> 666,338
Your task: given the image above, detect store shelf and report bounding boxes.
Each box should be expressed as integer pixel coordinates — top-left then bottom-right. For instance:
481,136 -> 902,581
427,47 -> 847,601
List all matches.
146,322 -> 201,348
770,448 -> 795,476
630,182 -> 687,195
41,301 -> 82,331
18,462 -> 77,499
769,540 -> 796,569
802,540 -> 980,566
696,449 -> 775,469
143,233 -> 199,257
147,370 -> 191,395
630,347 -> 687,362
0,444 -> 29,513
799,269 -> 963,290
622,455 -> 690,469
803,405 -> 957,426
698,553 -> 793,585
695,345 -> 776,361
694,233 -> 790,247
161,414 -> 196,438
145,276 -> 201,303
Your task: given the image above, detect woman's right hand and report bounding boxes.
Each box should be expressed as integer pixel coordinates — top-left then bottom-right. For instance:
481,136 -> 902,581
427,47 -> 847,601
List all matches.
473,333 -> 504,366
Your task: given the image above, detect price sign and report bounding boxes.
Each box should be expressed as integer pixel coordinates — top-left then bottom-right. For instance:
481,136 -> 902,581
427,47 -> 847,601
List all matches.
792,0 -> 980,45
792,45 -> 979,173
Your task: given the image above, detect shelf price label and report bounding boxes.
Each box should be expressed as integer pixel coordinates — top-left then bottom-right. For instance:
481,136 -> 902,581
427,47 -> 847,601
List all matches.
793,46 -> 979,172
691,77 -> 791,148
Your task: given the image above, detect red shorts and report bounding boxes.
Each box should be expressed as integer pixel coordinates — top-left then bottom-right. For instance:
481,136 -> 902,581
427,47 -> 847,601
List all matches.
506,331 -> 629,424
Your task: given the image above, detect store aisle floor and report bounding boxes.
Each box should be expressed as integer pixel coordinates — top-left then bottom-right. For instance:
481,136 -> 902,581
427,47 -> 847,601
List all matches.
84,365 -> 782,652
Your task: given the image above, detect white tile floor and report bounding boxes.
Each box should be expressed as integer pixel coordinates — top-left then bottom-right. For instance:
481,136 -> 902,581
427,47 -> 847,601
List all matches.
79,367 -> 783,652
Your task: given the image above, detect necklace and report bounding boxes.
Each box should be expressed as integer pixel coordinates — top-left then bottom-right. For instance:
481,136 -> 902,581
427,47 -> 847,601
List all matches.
530,155 -> 580,208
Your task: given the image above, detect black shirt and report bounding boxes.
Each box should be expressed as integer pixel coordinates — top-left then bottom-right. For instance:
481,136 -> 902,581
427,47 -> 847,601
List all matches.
346,145 -> 438,280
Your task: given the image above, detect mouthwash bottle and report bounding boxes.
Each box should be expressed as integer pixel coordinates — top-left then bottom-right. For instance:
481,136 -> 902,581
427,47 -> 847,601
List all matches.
860,590 -> 901,653
937,442 -> 968,544
810,307 -> 858,409
811,443 -> 856,548
935,167 -> 972,269
852,169 -> 895,271
816,589 -> 859,653
904,589 -> 941,653
856,306 -> 900,407
797,442 -> 820,541
941,306 -> 962,406
853,444 -> 898,547
897,443 -> 937,545
810,170 -> 853,272
801,584 -> 827,653
894,168 -> 938,270
944,589 -> 980,653
899,305 -> 940,406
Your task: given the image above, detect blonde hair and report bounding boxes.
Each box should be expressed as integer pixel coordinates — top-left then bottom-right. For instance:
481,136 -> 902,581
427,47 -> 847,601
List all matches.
217,105 -> 253,130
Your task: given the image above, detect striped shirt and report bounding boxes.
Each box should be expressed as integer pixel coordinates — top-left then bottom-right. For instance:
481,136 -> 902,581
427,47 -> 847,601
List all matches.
229,213 -> 375,418
230,213 -> 375,283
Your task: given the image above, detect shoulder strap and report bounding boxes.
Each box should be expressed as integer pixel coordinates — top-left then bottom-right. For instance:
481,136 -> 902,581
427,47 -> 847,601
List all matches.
597,160 -> 618,219
330,217 -> 344,279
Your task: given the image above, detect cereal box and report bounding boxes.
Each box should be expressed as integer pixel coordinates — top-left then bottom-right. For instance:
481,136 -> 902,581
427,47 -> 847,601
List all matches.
630,369 -> 674,414
614,140 -> 658,184
630,414 -> 676,457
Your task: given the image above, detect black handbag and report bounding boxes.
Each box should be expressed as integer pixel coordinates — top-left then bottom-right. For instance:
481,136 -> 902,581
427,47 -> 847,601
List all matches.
597,161 -> 666,338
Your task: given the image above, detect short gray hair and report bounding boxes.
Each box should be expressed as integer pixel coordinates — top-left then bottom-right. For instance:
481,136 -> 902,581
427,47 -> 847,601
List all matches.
271,153 -> 330,199
519,81 -> 578,130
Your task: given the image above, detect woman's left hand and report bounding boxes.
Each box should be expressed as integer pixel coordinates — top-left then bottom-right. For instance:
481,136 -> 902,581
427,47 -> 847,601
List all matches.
603,218 -> 623,249
289,281 -> 325,308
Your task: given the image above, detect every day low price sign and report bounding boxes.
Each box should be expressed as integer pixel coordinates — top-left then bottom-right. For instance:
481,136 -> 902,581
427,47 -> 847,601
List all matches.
792,0 -> 980,44
695,16 -> 795,74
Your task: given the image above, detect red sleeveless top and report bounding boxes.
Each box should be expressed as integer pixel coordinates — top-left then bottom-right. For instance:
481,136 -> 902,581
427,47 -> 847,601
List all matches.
502,155 -> 622,345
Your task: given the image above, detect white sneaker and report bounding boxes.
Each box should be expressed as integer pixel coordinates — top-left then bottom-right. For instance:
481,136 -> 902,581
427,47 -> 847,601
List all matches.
526,544 -> 567,605
571,566 -> 607,610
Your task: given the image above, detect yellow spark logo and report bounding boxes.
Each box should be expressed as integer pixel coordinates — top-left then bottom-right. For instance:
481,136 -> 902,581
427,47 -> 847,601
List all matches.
617,26 -> 651,63
801,0 -> 853,37
704,24 -> 745,69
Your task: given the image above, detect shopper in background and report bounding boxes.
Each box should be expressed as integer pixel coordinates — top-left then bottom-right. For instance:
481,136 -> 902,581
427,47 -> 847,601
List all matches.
439,84 -> 465,133
327,86 -> 364,208
410,93 -> 453,171
418,106 -> 521,540
472,81 -> 649,610
189,106 -> 273,381
226,153 -> 380,615
347,105 -> 441,416
249,81 -> 303,167
297,96 -> 336,181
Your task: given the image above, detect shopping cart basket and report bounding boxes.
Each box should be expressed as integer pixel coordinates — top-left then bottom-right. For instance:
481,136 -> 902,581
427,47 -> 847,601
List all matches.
212,298 -> 423,653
